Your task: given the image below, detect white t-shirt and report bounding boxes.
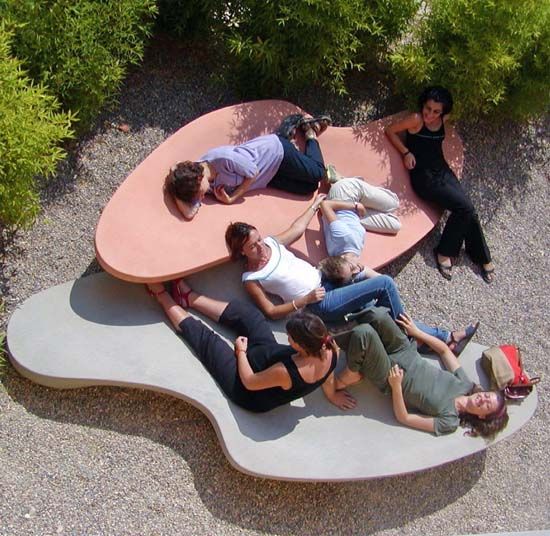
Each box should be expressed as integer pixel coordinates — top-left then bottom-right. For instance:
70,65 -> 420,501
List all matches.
242,237 -> 321,302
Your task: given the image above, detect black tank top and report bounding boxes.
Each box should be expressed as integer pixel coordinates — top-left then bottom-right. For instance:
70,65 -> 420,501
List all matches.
245,352 -> 337,412
406,122 -> 447,171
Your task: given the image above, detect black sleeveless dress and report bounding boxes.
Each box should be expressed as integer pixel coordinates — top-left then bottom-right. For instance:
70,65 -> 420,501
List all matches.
179,299 -> 337,413
404,121 -> 491,264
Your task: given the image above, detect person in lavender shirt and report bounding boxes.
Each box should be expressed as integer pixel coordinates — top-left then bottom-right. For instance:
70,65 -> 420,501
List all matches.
165,114 -> 332,220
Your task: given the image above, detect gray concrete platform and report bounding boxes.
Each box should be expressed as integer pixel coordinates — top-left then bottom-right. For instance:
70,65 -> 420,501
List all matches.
7,266 -> 538,482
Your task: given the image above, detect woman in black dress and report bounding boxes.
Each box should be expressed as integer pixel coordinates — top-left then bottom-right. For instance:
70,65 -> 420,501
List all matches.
385,86 -> 495,283
146,279 -> 356,412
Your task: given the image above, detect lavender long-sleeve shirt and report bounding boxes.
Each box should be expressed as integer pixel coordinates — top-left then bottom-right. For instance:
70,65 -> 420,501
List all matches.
200,134 -> 284,193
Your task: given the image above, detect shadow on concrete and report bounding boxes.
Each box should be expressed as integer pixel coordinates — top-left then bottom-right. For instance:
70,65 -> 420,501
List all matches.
2,362 -> 485,535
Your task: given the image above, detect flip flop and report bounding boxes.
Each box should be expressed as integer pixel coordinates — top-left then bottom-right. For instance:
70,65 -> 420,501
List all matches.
434,248 -> 452,280
452,321 -> 480,357
171,278 -> 192,308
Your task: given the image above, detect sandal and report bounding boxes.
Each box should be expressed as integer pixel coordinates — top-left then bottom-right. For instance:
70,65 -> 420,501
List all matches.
481,266 -> 496,284
450,321 -> 480,357
299,115 -> 332,136
147,285 -> 167,298
434,248 -> 452,280
276,113 -> 304,139
171,278 -> 193,308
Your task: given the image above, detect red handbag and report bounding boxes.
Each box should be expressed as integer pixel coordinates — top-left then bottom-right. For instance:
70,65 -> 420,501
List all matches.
482,344 -> 540,400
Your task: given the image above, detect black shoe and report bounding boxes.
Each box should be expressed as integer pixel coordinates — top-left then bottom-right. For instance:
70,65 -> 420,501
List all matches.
276,114 -> 304,139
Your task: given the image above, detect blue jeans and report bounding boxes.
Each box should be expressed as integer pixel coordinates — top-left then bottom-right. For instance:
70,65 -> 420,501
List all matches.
268,135 -> 325,195
306,275 -> 450,342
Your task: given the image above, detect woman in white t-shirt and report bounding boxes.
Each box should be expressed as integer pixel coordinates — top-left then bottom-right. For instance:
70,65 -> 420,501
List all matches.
224,196 -> 469,348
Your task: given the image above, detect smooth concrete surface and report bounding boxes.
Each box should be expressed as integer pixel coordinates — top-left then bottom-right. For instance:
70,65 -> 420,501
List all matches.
94,100 -> 464,282
7,269 -> 536,482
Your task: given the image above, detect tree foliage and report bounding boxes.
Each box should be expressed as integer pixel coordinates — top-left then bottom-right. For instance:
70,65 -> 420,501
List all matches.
389,0 -> 550,119
2,0 -> 157,128
0,28 -> 74,228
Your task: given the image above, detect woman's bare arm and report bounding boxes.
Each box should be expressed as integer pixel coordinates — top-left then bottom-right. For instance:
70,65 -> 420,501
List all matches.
321,372 -> 357,410
214,176 -> 255,204
236,355 -> 291,391
388,365 -> 435,433
274,194 -> 326,246
319,199 -> 366,223
385,113 -> 422,170
395,313 -> 459,373
175,197 -> 201,220
244,281 -> 325,320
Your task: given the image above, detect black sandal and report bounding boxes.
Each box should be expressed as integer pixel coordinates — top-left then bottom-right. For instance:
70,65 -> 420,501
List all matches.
276,113 -> 304,139
299,115 -> 332,136
434,248 -> 452,280
450,321 -> 480,356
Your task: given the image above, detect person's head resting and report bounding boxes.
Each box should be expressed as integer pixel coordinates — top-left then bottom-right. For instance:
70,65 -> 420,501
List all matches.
286,311 -> 332,358
459,389 -> 509,438
225,222 -> 258,262
418,86 -> 454,117
165,161 -> 207,203
317,256 -> 356,287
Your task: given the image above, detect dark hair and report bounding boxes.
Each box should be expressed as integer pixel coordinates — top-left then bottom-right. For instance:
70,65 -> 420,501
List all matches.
459,391 -> 509,438
317,256 -> 349,286
286,311 -> 332,358
165,161 -> 204,203
418,86 -> 454,116
225,222 -> 257,261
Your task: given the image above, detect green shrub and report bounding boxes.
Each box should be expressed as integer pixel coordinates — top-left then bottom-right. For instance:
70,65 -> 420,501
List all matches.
221,0 -> 373,95
0,28 -> 74,228
389,0 -> 550,120
155,0 -> 218,39
2,0 -> 157,128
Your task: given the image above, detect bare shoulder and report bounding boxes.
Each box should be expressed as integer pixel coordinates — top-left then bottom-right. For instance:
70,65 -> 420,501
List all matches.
406,112 -> 424,133
386,112 -> 423,134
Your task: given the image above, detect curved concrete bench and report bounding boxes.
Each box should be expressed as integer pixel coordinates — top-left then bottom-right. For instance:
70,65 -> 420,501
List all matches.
95,100 -> 464,283
7,268 -> 537,482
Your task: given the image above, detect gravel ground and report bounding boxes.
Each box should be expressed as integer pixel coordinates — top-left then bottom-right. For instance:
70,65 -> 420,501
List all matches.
1,37 -> 549,536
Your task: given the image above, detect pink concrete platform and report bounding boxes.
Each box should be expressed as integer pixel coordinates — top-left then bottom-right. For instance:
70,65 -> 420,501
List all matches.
95,100 -> 464,283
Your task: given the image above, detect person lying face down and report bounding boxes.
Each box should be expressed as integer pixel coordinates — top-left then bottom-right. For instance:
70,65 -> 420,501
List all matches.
224,200 -> 473,352
336,307 -> 509,437
146,280 -> 356,411
164,114 -> 331,220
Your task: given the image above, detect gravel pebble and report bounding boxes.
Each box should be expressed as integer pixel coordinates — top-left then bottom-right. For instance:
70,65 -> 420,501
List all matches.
1,37 -> 549,535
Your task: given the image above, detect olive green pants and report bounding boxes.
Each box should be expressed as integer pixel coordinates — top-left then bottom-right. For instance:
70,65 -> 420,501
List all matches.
345,306 -> 415,393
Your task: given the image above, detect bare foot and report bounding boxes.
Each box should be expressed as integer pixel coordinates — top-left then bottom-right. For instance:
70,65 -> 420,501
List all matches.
336,367 -> 363,389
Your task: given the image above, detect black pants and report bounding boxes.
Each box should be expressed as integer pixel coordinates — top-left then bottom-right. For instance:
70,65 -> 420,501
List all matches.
178,300 -> 284,407
411,166 -> 491,265
269,135 -> 326,195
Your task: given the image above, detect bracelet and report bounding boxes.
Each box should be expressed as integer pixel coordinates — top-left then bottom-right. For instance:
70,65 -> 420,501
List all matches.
292,299 -> 299,311
402,150 -> 410,157
354,202 -> 358,212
